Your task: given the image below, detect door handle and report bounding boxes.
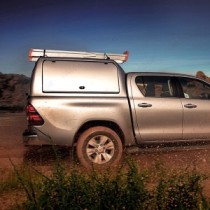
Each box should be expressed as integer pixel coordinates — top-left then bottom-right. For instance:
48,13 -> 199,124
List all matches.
184,103 -> 197,109
138,103 -> 152,108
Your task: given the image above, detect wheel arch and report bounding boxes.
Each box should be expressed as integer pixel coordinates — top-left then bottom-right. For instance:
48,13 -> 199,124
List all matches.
74,120 -> 125,146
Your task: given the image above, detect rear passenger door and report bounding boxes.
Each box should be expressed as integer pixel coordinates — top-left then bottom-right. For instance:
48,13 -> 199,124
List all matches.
130,75 -> 183,143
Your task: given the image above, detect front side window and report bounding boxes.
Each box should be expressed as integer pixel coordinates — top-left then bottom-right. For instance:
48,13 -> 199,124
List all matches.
179,77 -> 210,99
135,76 -> 175,98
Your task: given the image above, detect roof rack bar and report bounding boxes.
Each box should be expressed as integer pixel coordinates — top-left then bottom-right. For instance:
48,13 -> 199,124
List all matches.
29,49 -> 129,63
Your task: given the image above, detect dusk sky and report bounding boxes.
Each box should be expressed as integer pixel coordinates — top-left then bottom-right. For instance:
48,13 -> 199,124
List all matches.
0,0 -> 210,76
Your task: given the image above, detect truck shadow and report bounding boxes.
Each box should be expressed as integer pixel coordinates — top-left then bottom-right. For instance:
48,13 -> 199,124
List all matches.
23,146 -> 72,165
23,141 -> 210,165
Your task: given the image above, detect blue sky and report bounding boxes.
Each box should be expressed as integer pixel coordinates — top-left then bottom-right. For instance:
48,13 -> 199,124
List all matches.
0,0 -> 210,76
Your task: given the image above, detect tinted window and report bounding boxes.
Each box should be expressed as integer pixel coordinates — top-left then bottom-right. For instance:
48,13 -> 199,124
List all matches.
42,60 -> 119,93
135,76 -> 175,97
179,77 -> 210,99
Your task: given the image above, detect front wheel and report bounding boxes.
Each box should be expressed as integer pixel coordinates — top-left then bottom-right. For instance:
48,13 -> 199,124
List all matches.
76,126 -> 123,168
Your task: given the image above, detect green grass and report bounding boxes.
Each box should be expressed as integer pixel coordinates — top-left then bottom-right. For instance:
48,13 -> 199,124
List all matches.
1,157 -> 209,210
0,164 -> 36,193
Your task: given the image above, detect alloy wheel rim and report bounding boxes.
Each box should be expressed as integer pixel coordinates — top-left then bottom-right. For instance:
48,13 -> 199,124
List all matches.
86,135 -> 115,164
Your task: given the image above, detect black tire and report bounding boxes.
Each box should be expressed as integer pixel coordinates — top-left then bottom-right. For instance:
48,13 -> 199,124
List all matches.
76,126 -> 123,168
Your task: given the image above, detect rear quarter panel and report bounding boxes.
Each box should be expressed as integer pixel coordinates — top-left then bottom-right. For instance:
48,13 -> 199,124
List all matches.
30,96 -> 135,146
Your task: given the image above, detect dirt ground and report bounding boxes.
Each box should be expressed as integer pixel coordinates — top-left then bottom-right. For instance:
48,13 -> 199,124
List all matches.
0,113 -> 26,169
1,112 -> 210,209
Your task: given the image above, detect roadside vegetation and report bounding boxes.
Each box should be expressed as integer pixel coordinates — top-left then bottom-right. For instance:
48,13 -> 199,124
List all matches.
0,156 -> 210,210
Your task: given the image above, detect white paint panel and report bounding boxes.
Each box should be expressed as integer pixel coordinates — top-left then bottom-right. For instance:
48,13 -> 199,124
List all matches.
43,61 -> 119,93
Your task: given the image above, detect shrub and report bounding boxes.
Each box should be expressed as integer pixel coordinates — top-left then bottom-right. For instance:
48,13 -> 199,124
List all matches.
4,158 -> 209,209
154,170 -> 207,210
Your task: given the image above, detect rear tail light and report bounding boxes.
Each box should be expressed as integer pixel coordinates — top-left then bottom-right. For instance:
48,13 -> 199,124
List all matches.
26,104 -> 44,126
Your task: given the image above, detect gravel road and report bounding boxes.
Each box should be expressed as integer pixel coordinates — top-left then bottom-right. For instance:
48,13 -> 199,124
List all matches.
0,112 -> 27,169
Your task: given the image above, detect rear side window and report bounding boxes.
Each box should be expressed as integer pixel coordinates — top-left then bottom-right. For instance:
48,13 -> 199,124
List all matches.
135,76 -> 176,97
42,60 -> 119,93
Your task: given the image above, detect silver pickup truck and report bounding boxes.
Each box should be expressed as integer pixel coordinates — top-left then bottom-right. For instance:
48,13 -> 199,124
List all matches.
23,49 -> 210,168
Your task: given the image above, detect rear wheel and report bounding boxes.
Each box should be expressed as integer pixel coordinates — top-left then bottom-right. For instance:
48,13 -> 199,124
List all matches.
76,126 -> 123,168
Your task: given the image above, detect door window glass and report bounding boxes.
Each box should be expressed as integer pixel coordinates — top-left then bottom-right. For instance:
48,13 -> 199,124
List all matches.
179,77 -> 210,99
135,76 -> 175,97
